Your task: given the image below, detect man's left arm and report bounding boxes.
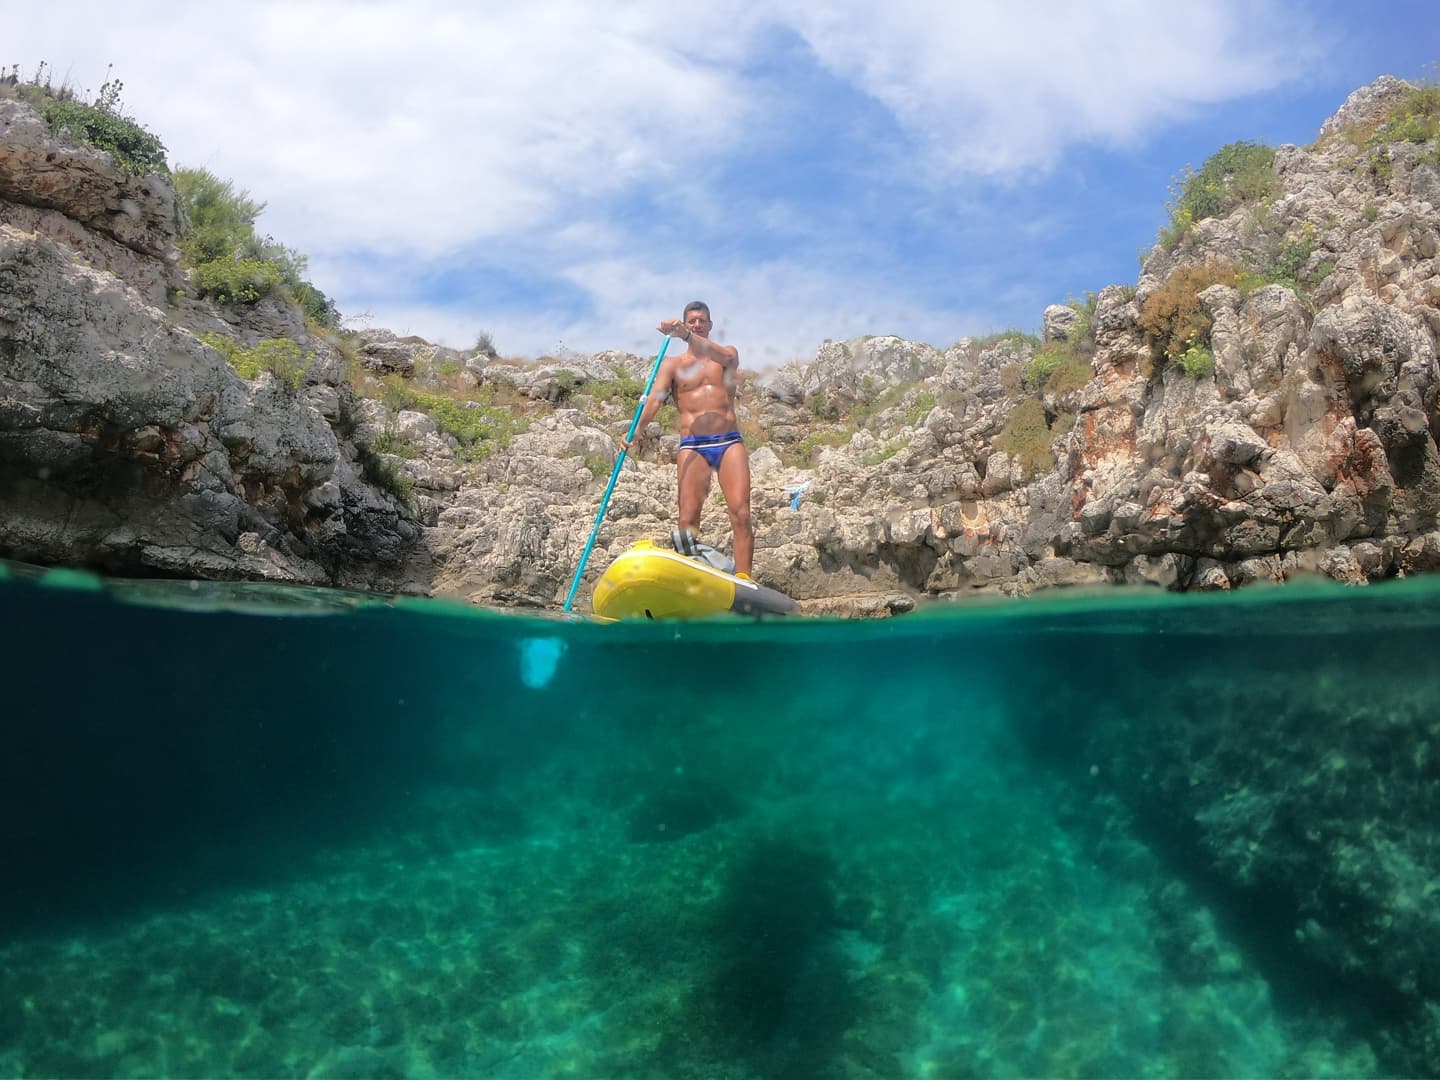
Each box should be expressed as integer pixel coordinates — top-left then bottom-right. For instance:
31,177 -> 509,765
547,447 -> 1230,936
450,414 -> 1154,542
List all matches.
692,335 -> 739,370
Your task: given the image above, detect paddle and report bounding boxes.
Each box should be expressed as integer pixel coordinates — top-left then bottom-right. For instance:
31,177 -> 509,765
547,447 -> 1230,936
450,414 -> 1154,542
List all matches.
562,334 -> 673,612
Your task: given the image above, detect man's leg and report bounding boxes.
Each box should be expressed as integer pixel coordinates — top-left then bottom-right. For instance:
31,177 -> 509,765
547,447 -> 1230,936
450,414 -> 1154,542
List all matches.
716,444 -> 753,577
676,451 -> 711,537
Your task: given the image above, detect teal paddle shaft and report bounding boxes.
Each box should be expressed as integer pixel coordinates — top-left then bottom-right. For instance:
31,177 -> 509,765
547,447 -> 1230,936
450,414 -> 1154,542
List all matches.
562,335 -> 672,612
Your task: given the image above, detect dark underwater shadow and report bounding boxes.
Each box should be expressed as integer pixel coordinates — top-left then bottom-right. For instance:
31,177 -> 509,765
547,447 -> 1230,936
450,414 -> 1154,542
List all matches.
0,581 -> 555,940
658,836 -> 859,1080
1,689 -> 449,938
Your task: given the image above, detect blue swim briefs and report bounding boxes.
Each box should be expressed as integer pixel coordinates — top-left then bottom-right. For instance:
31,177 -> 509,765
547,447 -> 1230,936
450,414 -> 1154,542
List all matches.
679,431 -> 743,471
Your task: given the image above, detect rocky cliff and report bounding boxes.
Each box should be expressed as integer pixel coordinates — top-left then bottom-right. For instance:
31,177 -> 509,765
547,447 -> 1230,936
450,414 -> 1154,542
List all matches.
2,77 -> 1438,615
0,96 -> 418,588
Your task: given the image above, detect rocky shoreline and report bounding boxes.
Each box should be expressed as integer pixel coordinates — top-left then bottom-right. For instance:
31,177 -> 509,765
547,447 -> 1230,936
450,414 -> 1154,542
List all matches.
3,76 -> 1438,617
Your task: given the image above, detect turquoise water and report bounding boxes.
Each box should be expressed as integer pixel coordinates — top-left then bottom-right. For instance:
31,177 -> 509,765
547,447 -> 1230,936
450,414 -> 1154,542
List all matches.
2,563 -> 1436,1078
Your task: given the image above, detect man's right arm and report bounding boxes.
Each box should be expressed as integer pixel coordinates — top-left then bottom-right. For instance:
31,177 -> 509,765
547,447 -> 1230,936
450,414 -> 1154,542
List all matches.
621,362 -> 673,448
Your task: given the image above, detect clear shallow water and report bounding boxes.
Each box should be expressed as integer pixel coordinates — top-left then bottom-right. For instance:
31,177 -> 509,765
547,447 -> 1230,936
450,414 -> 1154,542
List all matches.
2,563 -> 1436,1078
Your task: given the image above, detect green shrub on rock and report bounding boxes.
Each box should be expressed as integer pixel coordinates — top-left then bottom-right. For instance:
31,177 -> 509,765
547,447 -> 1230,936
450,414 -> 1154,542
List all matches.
1372,82 -> 1440,144
1177,344 -> 1215,379
382,383 -> 528,462
40,95 -> 168,176
3,64 -> 169,175
1024,346 -> 1066,388
201,333 -> 310,390
355,443 -> 414,506
191,258 -> 284,305
994,398 -> 1057,476
903,391 -> 937,426
175,167 -> 337,325
1024,345 -> 1091,394
1138,263 -> 1237,369
1159,142 -> 1277,250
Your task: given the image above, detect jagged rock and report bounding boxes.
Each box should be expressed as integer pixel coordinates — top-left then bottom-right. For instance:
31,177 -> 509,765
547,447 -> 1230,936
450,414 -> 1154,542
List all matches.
357,329 -> 419,375
0,99 -> 179,259
1042,303 -> 1078,342
1399,530 -> 1440,572
763,334 -> 951,404
0,223 -> 418,586
1212,284 -> 1307,406
480,349 -> 649,402
1316,75 -> 1416,141
1312,296 -> 1436,453
0,97 -> 421,589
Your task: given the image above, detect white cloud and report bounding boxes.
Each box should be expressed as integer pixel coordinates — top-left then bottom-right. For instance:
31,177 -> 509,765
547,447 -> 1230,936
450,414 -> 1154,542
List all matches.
21,3 -> 761,253
11,0 -> 1335,363
773,0 -> 1312,177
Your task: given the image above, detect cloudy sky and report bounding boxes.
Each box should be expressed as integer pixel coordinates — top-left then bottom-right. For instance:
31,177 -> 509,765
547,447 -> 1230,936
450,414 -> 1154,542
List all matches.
11,1 -> 1439,368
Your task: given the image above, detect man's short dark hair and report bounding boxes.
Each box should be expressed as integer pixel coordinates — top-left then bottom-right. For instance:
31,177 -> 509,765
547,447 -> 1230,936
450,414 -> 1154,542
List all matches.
683,300 -> 711,320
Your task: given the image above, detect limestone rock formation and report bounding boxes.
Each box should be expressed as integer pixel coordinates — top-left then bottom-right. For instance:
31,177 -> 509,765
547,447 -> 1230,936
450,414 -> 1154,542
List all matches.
0,97 -> 419,588
3,76 -> 1439,615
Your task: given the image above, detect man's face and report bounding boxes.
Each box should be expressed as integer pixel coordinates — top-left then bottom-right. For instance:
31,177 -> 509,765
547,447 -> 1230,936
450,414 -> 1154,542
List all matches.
684,308 -> 712,338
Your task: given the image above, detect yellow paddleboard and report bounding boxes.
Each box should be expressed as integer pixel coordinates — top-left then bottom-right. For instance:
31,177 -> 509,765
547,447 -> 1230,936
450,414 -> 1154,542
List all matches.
592,540 -> 798,620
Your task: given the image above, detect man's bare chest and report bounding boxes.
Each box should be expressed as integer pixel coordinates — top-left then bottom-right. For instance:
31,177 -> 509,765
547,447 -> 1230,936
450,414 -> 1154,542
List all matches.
671,356 -> 731,396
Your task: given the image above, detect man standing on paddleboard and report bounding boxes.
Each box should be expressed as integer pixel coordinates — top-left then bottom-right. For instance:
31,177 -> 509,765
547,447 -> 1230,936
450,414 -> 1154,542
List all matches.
622,301 -> 754,579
